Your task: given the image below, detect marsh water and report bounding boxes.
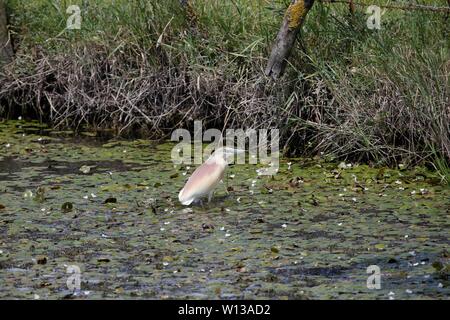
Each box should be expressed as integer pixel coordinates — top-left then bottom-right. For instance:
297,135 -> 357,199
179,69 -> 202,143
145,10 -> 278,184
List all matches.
0,120 -> 448,299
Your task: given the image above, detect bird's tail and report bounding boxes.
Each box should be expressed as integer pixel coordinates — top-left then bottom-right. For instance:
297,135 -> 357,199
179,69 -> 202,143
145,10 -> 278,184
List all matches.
178,188 -> 194,206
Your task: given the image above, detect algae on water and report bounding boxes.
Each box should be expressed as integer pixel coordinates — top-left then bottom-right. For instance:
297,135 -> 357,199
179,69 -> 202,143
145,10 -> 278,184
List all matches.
0,121 -> 448,299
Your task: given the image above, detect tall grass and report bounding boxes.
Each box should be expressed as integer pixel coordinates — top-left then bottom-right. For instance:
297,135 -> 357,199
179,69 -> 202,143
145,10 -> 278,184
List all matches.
1,0 -> 449,181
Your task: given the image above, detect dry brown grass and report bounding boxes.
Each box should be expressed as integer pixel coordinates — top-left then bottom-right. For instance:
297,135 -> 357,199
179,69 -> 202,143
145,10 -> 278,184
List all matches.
0,0 -> 448,179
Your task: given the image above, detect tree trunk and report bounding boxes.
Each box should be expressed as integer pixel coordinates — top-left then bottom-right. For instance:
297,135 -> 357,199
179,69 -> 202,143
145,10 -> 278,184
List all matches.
265,0 -> 315,79
0,0 -> 13,64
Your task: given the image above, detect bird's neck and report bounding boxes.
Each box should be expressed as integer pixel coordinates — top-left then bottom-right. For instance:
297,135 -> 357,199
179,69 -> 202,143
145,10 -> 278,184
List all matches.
208,154 -> 228,168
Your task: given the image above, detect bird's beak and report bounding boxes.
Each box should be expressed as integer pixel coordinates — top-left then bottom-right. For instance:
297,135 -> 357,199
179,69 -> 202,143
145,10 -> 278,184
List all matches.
228,148 -> 245,164
226,148 -> 245,159
220,148 -> 245,164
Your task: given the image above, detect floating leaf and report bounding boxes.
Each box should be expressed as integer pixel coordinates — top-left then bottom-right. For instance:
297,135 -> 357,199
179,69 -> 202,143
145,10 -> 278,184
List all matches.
104,197 -> 117,204
61,202 -> 73,212
34,186 -> 46,203
310,195 -> 319,206
36,255 -> 47,265
23,190 -> 33,199
387,258 -> 398,264
432,261 -> 443,271
79,165 -> 91,174
271,246 -> 280,253
376,168 -> 385,180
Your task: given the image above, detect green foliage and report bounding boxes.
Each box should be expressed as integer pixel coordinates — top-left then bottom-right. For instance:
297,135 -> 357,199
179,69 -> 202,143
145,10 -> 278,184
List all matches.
2,0 -> 449,175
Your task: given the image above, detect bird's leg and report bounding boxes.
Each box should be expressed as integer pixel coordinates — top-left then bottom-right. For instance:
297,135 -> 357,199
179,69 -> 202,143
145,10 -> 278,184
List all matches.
226,171 -> 228,189
208,191 -> 213,203
225,172 -> 229,195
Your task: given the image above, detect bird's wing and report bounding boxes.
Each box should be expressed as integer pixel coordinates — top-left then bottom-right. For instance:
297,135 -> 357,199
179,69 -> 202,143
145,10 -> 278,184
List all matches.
179,161 -> 224,204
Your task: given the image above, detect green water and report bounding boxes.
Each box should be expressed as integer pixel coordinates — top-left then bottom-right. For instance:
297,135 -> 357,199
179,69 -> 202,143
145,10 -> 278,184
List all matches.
0,120 -> 448,299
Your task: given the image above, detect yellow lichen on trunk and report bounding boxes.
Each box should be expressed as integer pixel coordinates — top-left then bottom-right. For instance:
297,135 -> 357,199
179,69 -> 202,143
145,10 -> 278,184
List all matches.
286,0 -> 306,29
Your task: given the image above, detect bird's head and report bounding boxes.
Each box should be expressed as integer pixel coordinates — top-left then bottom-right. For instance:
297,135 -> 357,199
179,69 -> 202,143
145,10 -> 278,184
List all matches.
211,147 -> 245,165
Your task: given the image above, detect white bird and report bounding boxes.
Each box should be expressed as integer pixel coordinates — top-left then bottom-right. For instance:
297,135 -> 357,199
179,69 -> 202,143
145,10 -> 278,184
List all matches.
178,147 -> 244,205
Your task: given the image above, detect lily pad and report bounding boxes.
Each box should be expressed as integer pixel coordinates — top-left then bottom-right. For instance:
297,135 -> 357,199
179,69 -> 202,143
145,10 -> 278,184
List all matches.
61,202 -> 74,212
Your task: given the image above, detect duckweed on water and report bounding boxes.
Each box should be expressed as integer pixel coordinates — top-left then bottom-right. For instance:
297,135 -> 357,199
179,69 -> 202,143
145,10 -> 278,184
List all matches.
0,121 -> 449,299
